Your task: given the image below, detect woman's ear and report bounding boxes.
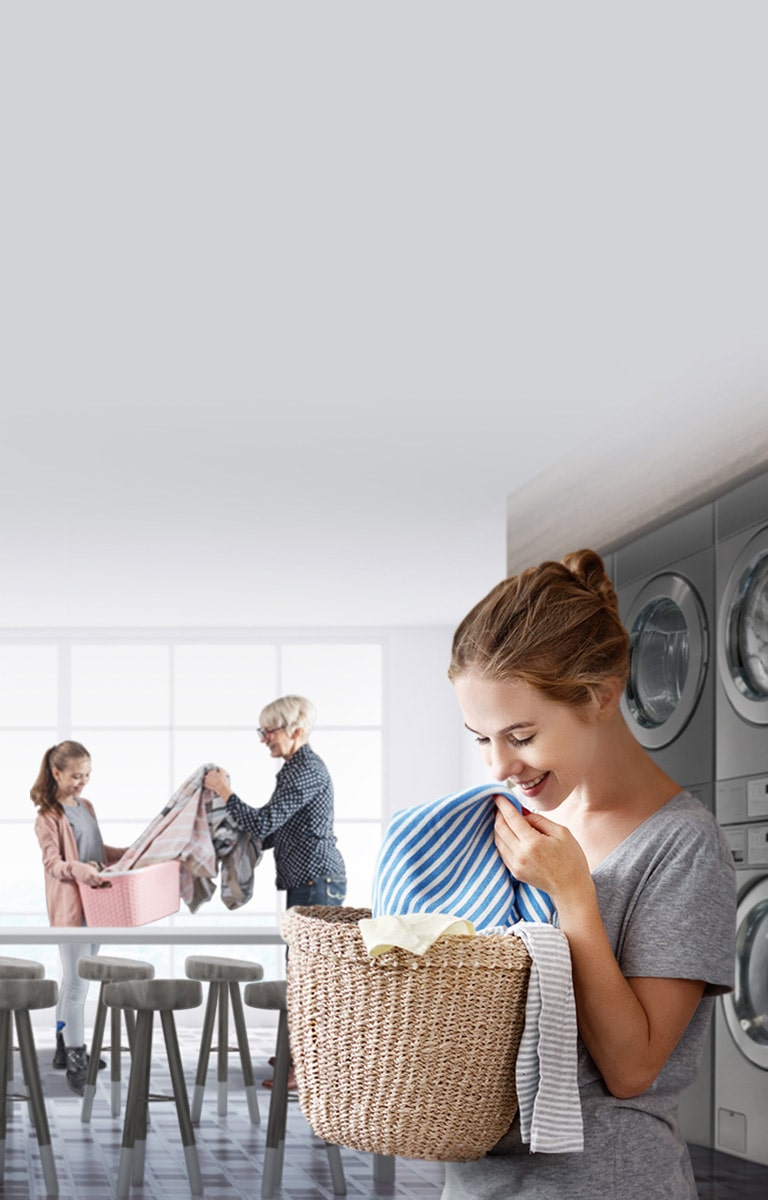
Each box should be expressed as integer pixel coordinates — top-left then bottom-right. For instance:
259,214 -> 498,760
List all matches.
593,676 -> 625,719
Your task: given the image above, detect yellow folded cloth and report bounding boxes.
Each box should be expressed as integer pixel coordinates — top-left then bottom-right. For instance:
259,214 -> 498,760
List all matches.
358,912 -> 476,957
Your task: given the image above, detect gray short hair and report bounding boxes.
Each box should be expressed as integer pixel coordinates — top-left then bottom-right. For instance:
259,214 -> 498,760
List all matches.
259,694 -> 317,737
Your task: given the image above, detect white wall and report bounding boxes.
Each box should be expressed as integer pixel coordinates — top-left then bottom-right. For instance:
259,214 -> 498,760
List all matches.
385,626 -> 491,826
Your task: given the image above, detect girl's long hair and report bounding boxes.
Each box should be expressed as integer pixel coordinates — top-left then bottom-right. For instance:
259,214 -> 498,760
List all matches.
30,740 -> 90,816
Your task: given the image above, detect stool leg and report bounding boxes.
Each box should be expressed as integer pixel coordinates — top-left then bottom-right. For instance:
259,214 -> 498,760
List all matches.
191,981 -> 217,1124
262,1008 -> 290,1199
110,1005 -> 122,1118
0,1011 -> 10,1180
230,982 -> 260,1126
131,1010 -> 153,1187
325,1144 -> 347,1195
117,1009 -> 151,1200
81,983 -> 108,1123
160,1009 -> 203,1197
15,1008 -> 58,1197
217,981 -> 229,1116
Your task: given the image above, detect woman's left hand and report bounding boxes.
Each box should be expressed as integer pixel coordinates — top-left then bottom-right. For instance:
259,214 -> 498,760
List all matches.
493,796 -> 591,904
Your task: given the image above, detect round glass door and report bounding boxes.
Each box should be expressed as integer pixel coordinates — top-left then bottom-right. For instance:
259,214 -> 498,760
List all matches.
723,875 -> 768,1069
718,536 -> 768,724
621,573 -> 708,750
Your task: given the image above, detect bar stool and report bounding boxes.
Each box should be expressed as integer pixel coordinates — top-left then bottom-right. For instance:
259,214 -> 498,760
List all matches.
78,955 -> 155,1123
244,979 -> 347,1199
0,958 -> 45,1084
0,977 -> 59,1197
184,954 -> 263,1125
103,978 -> 203,1199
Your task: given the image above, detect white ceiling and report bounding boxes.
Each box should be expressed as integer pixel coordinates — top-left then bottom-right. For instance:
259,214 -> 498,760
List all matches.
2,3 -> 767,629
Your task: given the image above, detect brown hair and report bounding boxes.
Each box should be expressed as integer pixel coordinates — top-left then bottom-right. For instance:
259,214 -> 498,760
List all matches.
448,549 -> 629,708
30,740 -> 91,815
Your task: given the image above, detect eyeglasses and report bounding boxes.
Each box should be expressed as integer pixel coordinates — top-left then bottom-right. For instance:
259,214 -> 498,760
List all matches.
258,726 -> 286,741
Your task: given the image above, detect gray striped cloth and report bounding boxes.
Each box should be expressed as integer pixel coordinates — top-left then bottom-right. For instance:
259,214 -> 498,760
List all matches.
510,922 -> 583,1153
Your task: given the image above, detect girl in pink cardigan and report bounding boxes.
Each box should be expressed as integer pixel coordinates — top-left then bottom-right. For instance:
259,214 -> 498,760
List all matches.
31,740 -> 126,1095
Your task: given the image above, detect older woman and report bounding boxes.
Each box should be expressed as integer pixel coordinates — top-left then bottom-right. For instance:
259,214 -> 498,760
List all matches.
204,694 -> 347,911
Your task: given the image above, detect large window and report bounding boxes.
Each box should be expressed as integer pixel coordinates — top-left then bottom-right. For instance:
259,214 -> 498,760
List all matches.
3,634 -> 383,978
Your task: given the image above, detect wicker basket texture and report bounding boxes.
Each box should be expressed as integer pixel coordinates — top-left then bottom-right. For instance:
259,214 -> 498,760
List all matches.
78,860 -> 181,927
281,905 -> 532,1162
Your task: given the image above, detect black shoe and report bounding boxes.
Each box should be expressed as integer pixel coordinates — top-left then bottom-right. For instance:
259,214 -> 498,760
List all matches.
52,1031 -> 67,1070
53,1032 -> 106,1072
65,1045 -> 88,1096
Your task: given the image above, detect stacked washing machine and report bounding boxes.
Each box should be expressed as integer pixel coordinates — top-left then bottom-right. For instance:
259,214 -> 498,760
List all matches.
614,503 -> 716,1147
713,469 -> 768,1168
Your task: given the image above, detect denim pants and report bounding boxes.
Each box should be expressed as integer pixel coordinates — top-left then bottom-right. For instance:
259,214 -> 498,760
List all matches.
286,877 -> 347,908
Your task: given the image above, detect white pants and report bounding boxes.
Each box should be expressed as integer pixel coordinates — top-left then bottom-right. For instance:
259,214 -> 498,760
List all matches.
57,939 -> 100,1047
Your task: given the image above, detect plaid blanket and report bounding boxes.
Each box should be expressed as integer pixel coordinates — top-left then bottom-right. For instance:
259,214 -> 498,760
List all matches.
108,763 -> 262,912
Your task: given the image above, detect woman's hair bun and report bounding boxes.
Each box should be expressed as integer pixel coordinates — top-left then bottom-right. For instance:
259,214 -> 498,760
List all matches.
561,548 -> 618,613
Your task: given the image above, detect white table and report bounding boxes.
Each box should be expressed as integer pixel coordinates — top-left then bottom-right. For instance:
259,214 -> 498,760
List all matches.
0,926 -> 283,946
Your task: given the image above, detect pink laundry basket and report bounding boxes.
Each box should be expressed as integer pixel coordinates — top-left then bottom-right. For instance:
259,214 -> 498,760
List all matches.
78,860 -> 181,927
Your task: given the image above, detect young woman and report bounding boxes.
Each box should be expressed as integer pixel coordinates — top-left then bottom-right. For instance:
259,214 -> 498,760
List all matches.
443,549 -> 736,1200
31,740 -> 126,1096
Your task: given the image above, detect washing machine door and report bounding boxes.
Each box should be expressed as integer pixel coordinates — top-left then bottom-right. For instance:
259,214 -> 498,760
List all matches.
722,874 -> 768,1069
621,573 -> 708,750
718,530 -> 768,723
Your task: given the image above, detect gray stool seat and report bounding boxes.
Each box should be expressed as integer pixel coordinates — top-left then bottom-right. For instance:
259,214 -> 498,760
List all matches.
244,979 -> 348,1199
78,955 -> 155,984
185,955 -> 264,984
185,954 -> 264,1126
103,978 -> 203,1198
77,955 -> 155,1124
105,979 -> 201,1011
0,957 -> 45,980
0,978 -> 59,1197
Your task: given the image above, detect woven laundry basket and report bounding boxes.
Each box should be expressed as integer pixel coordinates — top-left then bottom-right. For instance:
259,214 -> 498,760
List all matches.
78,860 -> 181,927
281,905 -> 532,1162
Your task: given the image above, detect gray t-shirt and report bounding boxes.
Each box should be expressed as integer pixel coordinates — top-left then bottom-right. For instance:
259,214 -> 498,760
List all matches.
442,791 -> 736,1200
64,799 -> 105,867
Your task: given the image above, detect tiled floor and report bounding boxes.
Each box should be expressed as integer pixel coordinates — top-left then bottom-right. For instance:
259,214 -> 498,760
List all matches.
4,1028 -> 768,1198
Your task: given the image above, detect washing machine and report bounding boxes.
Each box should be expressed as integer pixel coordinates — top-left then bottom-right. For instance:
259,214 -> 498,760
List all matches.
714,820 -> 768,1165
715,469 -> 768,824
615,503 -> 715,806
615,505 -> 716,1146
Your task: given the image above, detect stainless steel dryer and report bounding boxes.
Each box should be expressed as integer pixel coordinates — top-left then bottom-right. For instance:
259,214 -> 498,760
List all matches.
715,470 -> 768,824
714,820 -> 768,1166
615,503 -> 715,806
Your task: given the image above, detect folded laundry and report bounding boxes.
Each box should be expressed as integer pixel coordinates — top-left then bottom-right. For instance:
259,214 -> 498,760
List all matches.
372,784 -> 555,928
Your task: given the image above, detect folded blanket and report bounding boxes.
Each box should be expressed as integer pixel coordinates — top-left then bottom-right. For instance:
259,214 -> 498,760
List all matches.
372,784 -> 555,928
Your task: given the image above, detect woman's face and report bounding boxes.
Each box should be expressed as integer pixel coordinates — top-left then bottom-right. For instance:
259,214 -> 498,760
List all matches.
453,672 -> 608,812
261,725 -> 300,761
52,756 -> 92,802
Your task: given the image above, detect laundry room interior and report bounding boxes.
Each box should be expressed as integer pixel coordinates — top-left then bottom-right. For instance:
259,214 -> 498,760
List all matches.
3,4 -> 768,1198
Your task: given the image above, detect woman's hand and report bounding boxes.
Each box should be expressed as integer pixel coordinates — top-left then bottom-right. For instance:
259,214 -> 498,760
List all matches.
70,860 -> 103,887
204,768 -> 232,800
493,796 -> 591,905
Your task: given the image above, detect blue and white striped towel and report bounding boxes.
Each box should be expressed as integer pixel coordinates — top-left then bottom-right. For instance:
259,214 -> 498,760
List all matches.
371,784 -> 555,928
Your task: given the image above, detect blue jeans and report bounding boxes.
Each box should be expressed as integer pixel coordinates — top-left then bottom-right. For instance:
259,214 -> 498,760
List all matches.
286,877 -> 347,908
